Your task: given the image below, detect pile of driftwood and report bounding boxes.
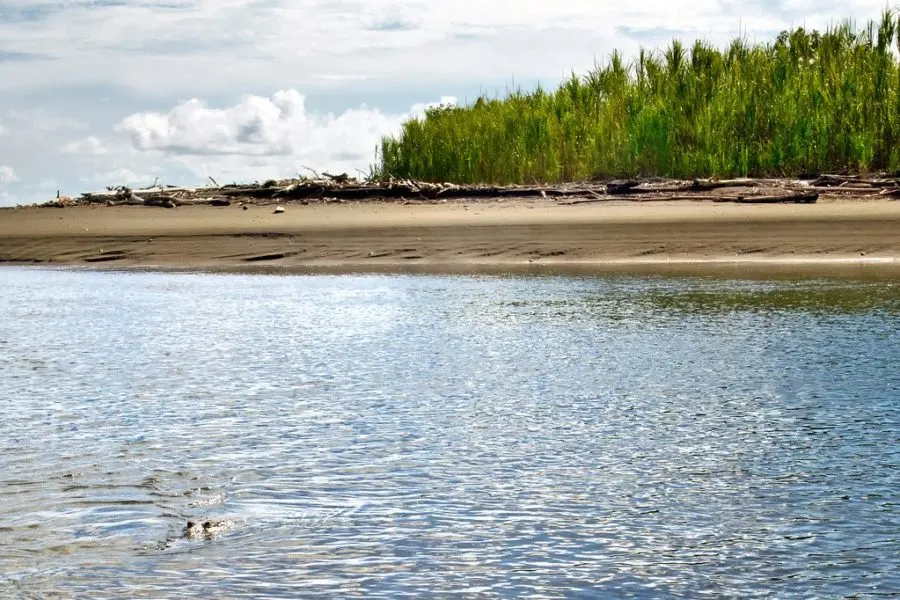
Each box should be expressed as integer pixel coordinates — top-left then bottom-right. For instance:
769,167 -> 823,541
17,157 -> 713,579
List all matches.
44,173 -> 900,208
804,174 -> 900,196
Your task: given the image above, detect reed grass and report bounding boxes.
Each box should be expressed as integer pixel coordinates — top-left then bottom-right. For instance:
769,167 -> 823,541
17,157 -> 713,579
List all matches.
374,12 -> 900,183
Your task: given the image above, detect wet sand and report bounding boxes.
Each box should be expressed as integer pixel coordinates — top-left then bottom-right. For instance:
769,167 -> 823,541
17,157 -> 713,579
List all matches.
1,198 -> 899,278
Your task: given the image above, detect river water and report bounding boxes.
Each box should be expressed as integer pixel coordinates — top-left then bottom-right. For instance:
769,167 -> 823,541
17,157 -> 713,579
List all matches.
1,267 -> 898,598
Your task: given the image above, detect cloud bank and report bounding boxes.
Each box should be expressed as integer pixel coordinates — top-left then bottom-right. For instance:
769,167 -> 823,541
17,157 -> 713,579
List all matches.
105,90 -> 456,183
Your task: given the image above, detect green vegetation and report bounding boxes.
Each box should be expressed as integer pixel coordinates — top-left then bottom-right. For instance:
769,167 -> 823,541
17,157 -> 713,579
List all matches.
375,12 -> 900,184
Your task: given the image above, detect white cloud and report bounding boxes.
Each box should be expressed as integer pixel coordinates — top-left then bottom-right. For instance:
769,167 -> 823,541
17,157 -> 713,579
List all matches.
116,90 -> 307,156
61,135 -> 109,155
111,90 -> 457,181
0,123 -> 8,136
0,165 -> 18,185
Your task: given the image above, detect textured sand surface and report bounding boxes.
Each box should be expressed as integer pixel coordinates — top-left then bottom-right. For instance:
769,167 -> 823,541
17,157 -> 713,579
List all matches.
2,199 -> 899,277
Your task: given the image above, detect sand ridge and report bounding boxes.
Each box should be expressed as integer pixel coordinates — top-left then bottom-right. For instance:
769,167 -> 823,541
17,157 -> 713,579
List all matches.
1,198 -> 899,277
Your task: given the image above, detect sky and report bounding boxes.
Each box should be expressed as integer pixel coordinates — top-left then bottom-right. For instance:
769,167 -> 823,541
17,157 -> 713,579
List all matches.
0,0 -> 894,205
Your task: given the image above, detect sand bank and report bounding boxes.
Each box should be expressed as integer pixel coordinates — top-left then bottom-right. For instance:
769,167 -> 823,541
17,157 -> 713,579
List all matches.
1,198 -> 899,278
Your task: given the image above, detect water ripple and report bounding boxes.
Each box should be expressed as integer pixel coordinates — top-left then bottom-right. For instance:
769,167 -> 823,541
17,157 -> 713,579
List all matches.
0,269 -> 898,598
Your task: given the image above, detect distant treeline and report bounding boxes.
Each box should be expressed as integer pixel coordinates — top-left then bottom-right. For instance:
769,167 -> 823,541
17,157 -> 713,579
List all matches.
374,12 -> 900,183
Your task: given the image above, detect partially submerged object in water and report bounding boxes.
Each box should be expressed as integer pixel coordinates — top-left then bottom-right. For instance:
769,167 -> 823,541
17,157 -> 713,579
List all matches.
183,519 -> 230,538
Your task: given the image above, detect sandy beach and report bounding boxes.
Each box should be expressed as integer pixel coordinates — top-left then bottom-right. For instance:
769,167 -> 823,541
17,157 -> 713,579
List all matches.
2,198 -> 899,277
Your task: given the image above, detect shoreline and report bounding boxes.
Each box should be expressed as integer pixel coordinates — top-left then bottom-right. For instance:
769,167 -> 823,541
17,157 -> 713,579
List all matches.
2,198 -> 900,279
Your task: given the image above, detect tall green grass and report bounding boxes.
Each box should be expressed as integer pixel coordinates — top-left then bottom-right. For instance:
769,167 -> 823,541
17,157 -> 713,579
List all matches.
375,12 -> 900,183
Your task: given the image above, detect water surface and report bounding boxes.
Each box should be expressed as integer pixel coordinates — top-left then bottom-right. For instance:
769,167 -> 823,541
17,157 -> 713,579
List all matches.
1,268 -> 898,598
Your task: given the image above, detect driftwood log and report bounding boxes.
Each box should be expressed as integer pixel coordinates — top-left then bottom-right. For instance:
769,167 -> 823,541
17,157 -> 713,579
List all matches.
606,178 -> 762,195
688,178 -> 761,191
714,191 -> 818,204
606,180 -> 641,194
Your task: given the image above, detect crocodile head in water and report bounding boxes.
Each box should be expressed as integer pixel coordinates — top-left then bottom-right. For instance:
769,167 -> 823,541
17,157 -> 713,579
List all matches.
183,519 -> 230,538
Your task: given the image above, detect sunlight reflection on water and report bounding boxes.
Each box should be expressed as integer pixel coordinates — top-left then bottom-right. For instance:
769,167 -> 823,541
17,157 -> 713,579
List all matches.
0,268 -> 898,598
